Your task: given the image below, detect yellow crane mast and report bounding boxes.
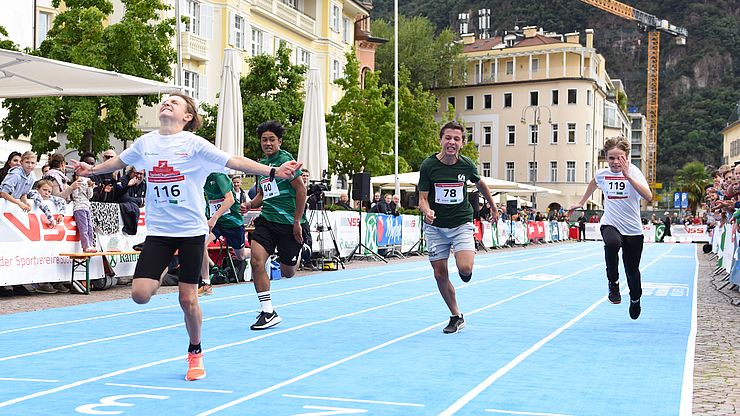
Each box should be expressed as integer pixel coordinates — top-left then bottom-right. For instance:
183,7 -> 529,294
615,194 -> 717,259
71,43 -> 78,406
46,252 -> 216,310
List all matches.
579,0 -> 687,188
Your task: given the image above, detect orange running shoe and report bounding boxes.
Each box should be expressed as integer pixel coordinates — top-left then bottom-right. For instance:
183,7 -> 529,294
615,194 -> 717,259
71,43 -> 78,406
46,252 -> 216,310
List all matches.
185,352 -> 206,381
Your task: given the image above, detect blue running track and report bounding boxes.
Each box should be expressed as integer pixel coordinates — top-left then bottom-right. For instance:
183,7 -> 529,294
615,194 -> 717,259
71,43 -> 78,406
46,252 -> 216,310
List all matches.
0,242 -> 697,415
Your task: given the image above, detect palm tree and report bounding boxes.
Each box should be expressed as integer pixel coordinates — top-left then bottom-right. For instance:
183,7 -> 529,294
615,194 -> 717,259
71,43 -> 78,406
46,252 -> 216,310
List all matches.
674,161 -> 711,214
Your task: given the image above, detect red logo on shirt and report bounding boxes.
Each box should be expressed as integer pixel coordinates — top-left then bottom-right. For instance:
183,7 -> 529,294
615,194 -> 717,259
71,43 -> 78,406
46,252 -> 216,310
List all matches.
148,161 -> 184,183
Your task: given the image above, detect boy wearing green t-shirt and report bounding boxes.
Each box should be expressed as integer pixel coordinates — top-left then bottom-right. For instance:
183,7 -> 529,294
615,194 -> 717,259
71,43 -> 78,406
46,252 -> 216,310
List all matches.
198,172 -> 251,296
244,120 -> 306,330
418,121 -> 499,334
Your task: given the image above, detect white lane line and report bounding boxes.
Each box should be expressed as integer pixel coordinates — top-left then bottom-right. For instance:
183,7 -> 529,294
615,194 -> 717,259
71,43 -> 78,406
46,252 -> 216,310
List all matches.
438,244 -> 680,416
679,246 -> 699,416
195,261 -> 604,415
0,252 -> 602,409
104,383 -> 232,394
0,245 -> 575,335
282,393 -> 424,407
485,409 -> 572,416
0,378 -> 59,383
0,250 -> 582,362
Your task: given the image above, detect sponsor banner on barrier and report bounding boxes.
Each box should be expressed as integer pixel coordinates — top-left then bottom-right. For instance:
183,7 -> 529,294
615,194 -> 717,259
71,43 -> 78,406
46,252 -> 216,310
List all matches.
482,220 -> 494,247
527,221 -> 546,240
0,200 -> 149,284
376,214 -> 403,248
670,224 -> 709,242
401,215 -> 421,253
498,220 -> 509,245
332,211 -> 360,258
583,222 -> 709,243
362,213 -> 380,255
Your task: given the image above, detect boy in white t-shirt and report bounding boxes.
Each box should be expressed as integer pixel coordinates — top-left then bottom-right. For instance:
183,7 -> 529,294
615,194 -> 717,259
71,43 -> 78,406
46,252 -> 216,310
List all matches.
71,93 -> 301,381
568,136 -> 652,320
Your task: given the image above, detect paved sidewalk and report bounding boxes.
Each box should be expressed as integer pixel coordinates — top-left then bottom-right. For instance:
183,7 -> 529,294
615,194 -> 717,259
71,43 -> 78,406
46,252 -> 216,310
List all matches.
694,246 -> 740,415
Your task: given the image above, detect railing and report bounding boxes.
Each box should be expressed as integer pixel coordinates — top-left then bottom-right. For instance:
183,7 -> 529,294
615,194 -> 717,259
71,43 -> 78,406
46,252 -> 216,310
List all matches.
180,32 -> 208,62
254,0 -> 316,35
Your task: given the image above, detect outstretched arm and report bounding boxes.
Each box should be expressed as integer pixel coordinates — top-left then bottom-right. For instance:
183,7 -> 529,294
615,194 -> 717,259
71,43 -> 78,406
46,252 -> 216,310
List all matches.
226,156 -> 302,180
567,179 -> 598,217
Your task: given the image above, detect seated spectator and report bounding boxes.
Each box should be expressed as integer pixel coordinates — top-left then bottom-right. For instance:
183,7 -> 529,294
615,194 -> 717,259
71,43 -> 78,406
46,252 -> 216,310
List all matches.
368,191 -> 381,211
41,164 -> 50,176
27,179 -> 70,293
28,179 -> 66,227
335,192 -> 352,210
479,201 -> 491,221
0,151 -> 37,212
45,153 -> 74,201
0,151 -> 21,184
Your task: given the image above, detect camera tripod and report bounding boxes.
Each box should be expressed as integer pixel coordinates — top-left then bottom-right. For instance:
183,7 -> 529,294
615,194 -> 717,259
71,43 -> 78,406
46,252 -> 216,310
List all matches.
347,207 -> 387,263
305,198 -> 344,271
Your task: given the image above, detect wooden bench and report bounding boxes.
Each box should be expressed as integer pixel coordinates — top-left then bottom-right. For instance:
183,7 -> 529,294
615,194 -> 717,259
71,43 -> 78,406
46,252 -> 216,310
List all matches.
59,251 -> 141,295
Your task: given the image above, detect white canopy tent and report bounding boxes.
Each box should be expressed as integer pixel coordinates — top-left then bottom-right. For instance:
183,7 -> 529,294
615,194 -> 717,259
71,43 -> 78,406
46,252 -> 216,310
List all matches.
0,48 -> 181,98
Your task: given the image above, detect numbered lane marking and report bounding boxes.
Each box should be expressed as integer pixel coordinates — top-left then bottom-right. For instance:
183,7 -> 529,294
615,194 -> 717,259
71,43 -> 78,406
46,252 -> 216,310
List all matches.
75,394 -> 169,415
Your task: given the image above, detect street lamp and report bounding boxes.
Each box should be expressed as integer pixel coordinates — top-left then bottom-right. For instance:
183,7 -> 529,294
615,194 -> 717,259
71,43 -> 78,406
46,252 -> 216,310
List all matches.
521,105 -> 552,210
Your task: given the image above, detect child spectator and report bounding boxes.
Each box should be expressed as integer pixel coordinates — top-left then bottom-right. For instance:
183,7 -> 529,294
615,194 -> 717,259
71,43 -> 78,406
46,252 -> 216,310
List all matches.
46,153 -> 74,201
28,179 -> 67,227
0,151 -> 37,212
71,174 -> 96,252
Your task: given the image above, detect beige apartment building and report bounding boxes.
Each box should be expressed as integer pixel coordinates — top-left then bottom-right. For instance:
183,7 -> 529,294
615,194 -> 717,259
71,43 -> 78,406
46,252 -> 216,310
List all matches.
1,0 -> 381,158
107,0 -> 380,132
433,26 -> 633,212
722,119 -> 740,166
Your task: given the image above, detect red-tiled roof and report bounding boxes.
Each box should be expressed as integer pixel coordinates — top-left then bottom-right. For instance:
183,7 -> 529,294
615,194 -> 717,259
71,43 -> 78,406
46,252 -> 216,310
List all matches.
463,34 -> 562,53
463,36 -> 503,53
515,34 -> 562,47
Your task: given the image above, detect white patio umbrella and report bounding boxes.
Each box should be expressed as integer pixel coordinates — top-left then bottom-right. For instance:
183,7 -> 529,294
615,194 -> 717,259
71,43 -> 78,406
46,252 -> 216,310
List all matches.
215,49 -> 244,157
297,68 -> 328,181
0,48 -> 181,98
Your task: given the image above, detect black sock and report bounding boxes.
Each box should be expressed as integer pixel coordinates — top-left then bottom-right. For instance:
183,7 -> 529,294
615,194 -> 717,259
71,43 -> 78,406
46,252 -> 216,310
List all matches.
188,343 -> 201,354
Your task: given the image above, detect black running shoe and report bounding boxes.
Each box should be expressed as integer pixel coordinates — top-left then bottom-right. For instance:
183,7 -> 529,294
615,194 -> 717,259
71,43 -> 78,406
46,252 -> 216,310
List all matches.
629,299 -> 641,320
250,311 -> 282,330
443,315 -> 465,334
608,281 -> 621,304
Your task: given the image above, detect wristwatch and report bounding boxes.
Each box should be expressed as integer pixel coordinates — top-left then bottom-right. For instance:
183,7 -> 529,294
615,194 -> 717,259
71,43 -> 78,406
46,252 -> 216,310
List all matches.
269,167 -> 276,181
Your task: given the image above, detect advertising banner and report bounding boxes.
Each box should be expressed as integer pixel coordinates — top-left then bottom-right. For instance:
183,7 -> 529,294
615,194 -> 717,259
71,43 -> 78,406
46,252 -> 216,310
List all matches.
481,220 -> 494,248
376,214 -> 403,248
331,211 -> 360,258
401,215 -> 421,253
0,200 -> 148,285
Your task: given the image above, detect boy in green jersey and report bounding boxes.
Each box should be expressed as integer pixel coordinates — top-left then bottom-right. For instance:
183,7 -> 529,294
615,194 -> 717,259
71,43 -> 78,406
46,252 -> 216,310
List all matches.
418,121 -> 498,334
198,172 -> 250,296
244,121 -> 306,330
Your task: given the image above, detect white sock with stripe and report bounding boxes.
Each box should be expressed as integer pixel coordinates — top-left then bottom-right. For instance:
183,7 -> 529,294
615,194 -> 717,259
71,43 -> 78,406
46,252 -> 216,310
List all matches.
257,291 -> 273,313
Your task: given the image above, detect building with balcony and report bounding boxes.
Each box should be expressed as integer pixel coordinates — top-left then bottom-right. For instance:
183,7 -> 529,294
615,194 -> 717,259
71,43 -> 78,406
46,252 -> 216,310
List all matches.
433,26 -> 625,211
108,0 -> 382,132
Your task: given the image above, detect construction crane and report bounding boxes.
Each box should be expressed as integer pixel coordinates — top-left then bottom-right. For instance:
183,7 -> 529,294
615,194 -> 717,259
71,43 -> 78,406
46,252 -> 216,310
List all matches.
580,0 -> 687,188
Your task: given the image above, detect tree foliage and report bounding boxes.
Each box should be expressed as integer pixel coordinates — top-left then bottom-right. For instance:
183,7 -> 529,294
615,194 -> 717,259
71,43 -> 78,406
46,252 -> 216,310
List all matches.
0,0 -> 175,156
673,161 -> 711,214
202,46 -> 306,159
372,16 -> 464,90
327,51 -> 394,176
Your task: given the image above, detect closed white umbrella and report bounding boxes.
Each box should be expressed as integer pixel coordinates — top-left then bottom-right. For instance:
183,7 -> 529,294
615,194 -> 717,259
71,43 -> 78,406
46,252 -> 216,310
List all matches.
298,68 -> 328,181
0,48 -> 181,98
215,48 -> 244,157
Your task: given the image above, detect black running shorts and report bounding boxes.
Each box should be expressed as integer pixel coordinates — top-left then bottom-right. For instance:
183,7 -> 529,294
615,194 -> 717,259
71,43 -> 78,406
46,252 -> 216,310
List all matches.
249,216 -> 302,266
134,235 -> 206,284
